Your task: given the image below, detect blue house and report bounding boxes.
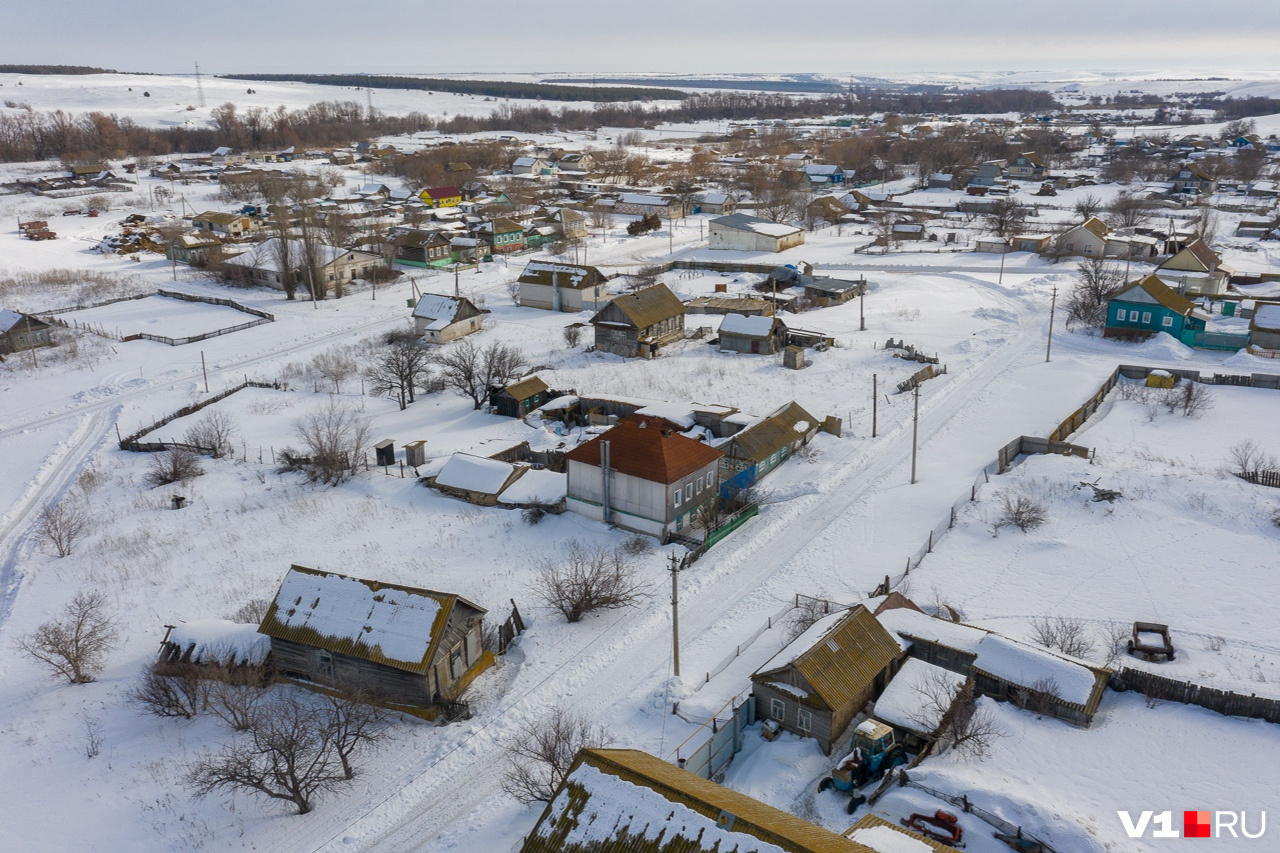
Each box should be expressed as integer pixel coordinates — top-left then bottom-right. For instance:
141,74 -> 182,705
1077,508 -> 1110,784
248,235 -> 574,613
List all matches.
1104,273 -> 1206,342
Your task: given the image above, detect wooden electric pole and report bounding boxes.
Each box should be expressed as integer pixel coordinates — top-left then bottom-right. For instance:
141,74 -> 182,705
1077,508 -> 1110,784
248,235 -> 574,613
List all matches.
670,552 -> 681,681
910,383 -> 920,485
200,350 -> 209,393
1046,285 -> 1057,363
859,278 -> 866,331
872,373 -> 878,438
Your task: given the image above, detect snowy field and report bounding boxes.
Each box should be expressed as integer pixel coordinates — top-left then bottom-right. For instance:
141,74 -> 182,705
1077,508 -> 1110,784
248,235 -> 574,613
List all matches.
59,294 -> 261,340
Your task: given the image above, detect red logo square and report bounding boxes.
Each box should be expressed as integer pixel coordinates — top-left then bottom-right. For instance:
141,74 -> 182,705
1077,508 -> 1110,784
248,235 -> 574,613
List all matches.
1184,811 -> 1212,838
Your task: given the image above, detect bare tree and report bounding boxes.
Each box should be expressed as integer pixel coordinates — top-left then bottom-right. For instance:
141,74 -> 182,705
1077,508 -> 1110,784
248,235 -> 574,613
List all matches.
1072,193 -> 1103,221
318,691 -> 392,780
291,397 -> 373,484
562,324 -> 583,349
787,596 -> 834,641
1177,381 -> 1214,418
993,492 -> 1047,534
986,197 -> 1028,240
435,339 -> 528,410
365,329 -> 432,411
35,497 -> 91,557
183,409 -> 238,458
313,349 -> 358,394
1227,439 -> 1277,474
228,598 -> 272,624
1065,257 -> 1125,329
145,447 -> 205,486
502,711 -> 612,804
1108,190 -> 1156,228
1029,616 -> 1096,659
534,541 -> 648,623
129,662 -> 207,719
911,674 -> 1005,759
206,667 -> 271,732
18,590 -> 118,684
186,693 -> 345,815
589,203 -> 613,230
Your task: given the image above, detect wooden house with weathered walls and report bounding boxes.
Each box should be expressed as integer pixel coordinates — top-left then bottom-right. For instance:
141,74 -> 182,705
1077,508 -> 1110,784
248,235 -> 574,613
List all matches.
565,415 -> 723,540
718,401 -> 821,497
516,261 -> 612,312
490,374 -> 552,418
0,311 -> 53,356
521,748 -> 875,853
718,313 -> 787,355
1156,237 -> 1235,296
425,453 -> 528,506
751,605 -> 902,753
874,606 -> 1110,727
258,565 -> 492,716
590,283 -> 686,358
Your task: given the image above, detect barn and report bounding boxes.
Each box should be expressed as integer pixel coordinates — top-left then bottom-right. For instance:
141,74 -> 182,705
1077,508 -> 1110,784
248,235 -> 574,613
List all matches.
708,213 -> 806,253
259,565 -> 492,716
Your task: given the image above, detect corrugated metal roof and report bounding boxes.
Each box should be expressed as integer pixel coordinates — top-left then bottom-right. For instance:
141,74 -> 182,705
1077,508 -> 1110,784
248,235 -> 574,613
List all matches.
724,402 -> 819,465
593,283 -> 685,330
844,813 -> 953,852
503,374 -> 548,401
753,605 -> 900,713
259,565 -> 484,676
1118,273 -> 1197,317
521,748 -> 874,853
566,415 -> 723,484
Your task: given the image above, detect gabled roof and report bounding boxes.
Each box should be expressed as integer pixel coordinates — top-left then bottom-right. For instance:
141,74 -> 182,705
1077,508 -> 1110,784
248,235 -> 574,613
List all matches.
0,310 -> 48,334
502,374 -> 549,401
724,401 -> 819,464
517,261 -> 607,289
593,283 -> 685,329
753,604 -> 900,713
259,566 -> 484,676
193,211 -> 246,225
712,212 -> 803,238
1158,237 -> 1232,275
845,814 -> 954,853
434,453 -> 523,495
720,313 -> 780,338
1111,273 -> 1196,316
522,748 -> 873,853
422,185 -> 461,198
412,293 -> 483,328
566,415 -> 723,484
1077,216 -> 1110,239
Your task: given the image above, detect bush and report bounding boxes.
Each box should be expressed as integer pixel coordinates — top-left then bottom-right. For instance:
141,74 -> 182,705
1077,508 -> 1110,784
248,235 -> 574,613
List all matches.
183,409 -> 238,458
502,711 -> 612,804
227,598 -> 271,624
291,398 -> 372,485
18,590 -> 117,684
521,505 -> 546,525
562,324 -> 583,348
145,447 -> 205,487
993,492 -> 1047,534
620,534 -> 654,557
1030,616 -> 1096,659
35,497 -> 91,557
534,540 -> 648,623
128,662 -> 207,719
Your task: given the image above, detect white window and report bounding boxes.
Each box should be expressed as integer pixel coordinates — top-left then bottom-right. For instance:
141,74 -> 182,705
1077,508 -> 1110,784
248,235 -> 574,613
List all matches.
686,484 -> 694,501
1142,311 -> 1152,324
674,490 -> 682,508
770,698 -> 785,720
797,708 -> 812,732
1162,315 -> 1173,328
696,476 -> 704,494
1115,307 -> 1125,322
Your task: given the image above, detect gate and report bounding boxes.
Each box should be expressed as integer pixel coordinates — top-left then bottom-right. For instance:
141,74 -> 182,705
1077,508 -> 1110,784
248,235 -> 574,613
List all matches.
673,694 -> 755,781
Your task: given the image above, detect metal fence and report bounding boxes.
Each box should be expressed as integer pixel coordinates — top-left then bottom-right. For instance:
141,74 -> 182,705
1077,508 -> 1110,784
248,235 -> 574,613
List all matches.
671,691 -> 755,781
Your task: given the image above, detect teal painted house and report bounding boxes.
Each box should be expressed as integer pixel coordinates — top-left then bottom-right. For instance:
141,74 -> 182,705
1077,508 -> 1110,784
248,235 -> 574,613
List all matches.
1104,273 -> 1206,342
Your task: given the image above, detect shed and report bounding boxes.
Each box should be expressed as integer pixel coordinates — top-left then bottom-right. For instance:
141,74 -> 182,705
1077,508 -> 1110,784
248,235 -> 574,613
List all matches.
427,453 -> 528,505
259,565 -> 491,714
411,293 -> 488,343
0,310 -> 53,355
751,605 -> 902,752
719,313 -> 787,355
522,748 -> 875,853
490,374 -> 552,418
516,261 -> 612,312
709,213 -> 806,253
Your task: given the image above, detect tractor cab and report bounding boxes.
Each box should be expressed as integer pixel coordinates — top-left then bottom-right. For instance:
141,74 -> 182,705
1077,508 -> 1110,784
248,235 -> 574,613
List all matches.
819,720 -> 908,813
852,719 -> 897,764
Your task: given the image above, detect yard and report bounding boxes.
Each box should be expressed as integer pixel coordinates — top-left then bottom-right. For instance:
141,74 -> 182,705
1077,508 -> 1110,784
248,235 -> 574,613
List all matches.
58,293 -> 264,341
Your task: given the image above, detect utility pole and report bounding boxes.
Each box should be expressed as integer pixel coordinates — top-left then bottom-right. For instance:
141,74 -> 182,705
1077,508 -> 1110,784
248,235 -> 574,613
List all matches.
859,276 -> 866,331
200,350 -> 209,393
1046,285 -> 1057,363
454,264 -> 460,298
24,315 -> 39,369
998,244 -> 1007,285
669,551 -> 681,685
872,373 -> 878,437
910,383 -> 920,485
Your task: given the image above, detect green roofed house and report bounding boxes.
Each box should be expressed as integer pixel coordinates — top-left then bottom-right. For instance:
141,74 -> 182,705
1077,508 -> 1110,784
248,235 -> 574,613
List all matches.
258,565 -> 492,717
1104,273 -> 1207,342
520,748 -> 876,853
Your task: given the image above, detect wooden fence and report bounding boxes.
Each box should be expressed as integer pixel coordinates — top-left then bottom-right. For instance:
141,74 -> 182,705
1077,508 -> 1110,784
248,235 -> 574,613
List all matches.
119,379 -> 283,452
1236,470 -> 1280,489
1048,367 -> 1120,442
43,289 -> 275,347
1110,667 -> 1280,724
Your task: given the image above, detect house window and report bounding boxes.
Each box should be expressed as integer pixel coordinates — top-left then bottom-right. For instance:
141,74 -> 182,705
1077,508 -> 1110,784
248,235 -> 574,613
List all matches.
1142,312 -> 1152,324
797,708 -> 812,732
1162,316 -> 1173,328
696,476 -> 704,494
674,489 -> 683,508
450,645 -> 464,679
686,484 -> 693,501
770,698 -> 785,721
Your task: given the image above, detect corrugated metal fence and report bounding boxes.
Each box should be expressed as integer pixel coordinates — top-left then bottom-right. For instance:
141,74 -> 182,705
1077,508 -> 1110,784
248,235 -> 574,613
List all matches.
671,691 -> 755,781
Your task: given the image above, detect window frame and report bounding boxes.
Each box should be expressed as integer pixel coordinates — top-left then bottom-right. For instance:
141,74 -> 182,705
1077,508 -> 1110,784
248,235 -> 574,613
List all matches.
769,698 -> 785,721
797,708 -> 812,732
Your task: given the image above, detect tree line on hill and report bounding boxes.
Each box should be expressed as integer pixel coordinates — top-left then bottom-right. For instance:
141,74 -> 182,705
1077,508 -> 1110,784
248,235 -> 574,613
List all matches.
0,64 -> 116,75
219,73 -> 689,104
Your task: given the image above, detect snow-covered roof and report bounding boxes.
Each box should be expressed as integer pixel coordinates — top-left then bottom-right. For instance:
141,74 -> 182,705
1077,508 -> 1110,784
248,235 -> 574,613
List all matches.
712,213 -> 802,238
412,293 -> 465,327
497,468 -> 567,504
872,658 -> 964,734
720,313 -> 776,337
435,453 -> 520,495
758,610 -> 848,672
167,619 -> 271,667
618,192 -> 673,206
261,567 -> 449,673
1253,303 -> 1280,330
0,309 -> 25,334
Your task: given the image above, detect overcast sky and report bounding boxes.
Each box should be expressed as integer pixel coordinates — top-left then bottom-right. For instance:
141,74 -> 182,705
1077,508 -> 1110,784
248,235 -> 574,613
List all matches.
5,0 -> 1279,76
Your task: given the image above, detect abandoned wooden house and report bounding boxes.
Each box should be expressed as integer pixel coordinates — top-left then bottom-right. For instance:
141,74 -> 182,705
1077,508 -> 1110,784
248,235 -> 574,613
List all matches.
258,565 -> 492,715
751,604 -> 902,753
426,453 -> 529,506
0,311 -> 53,356
590,283 -> 686,358
874,605 -> 1110,726
521,748 -> 876,853
156,619 -> 272,678
718,312 -> 787,355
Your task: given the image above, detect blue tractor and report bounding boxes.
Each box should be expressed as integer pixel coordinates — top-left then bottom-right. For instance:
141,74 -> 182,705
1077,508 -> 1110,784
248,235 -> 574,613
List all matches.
817,720 -> 908,813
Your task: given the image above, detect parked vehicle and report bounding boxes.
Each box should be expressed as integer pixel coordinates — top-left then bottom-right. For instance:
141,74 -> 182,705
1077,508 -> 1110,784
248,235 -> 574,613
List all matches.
817,720 -> 908,813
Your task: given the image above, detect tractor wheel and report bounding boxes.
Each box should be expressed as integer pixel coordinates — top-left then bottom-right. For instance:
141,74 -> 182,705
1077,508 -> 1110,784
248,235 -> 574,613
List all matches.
818,777 -> 833,793
1127,639 -> 1135,654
